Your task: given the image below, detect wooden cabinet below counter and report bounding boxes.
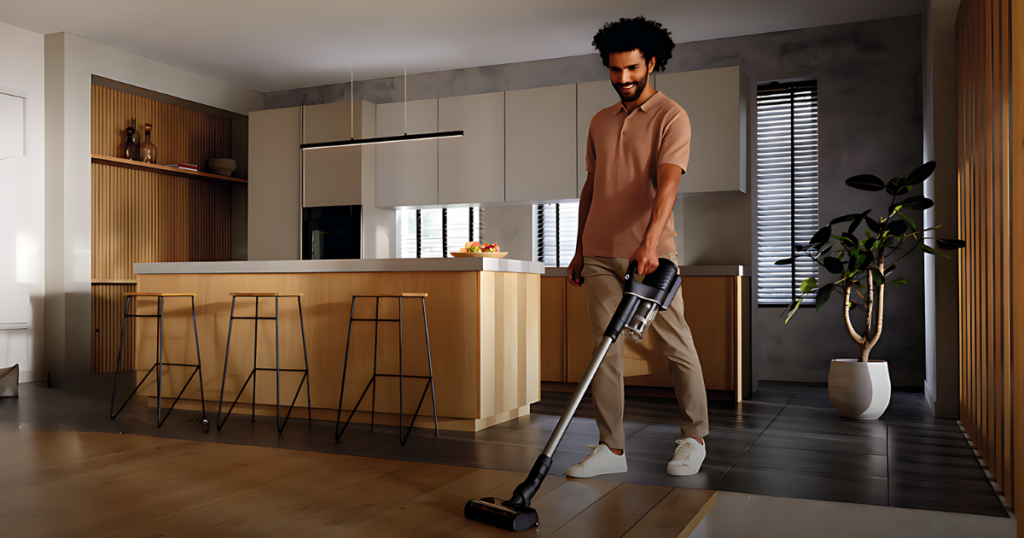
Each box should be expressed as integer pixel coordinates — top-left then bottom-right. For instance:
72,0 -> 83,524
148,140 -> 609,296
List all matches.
541,275 -> 750,401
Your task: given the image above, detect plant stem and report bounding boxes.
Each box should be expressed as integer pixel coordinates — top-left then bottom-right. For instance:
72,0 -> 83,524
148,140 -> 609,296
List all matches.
860,252 -> 886,362
844,284 -> 866,346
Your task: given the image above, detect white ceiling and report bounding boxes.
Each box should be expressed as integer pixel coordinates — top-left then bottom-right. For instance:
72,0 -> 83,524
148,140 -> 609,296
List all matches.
0,0 -> 922,93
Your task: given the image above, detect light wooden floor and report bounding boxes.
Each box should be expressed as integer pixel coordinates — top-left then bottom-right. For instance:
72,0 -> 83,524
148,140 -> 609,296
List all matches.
0,429 -> 714,537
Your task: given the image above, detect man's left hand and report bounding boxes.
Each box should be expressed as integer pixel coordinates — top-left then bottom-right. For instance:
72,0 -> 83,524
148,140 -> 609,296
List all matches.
629,243 -> 659,276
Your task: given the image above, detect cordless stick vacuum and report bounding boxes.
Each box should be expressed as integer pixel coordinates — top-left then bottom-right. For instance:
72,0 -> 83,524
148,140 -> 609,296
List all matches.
465,258 -> 683,532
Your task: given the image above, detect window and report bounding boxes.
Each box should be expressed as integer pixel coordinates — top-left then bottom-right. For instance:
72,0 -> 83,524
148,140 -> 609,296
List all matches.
536,202 -> 579,267
756,80 -> 819,306
397,207 -> 483,258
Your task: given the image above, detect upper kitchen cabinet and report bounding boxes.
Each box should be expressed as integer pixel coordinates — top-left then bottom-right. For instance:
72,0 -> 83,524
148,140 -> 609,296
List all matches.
438,92 -> 504,205
656,66 -> 750,193
375,98 -> 439,208
302,100 -> 376,207
576,80 -> 620,197
505,84 -> 576,203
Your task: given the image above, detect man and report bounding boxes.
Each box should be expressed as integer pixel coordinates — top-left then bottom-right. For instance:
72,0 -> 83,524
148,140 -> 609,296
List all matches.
566,16 -> 708,478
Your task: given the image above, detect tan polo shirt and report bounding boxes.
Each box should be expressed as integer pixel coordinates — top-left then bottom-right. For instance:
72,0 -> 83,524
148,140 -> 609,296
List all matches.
582,91 -> 691,258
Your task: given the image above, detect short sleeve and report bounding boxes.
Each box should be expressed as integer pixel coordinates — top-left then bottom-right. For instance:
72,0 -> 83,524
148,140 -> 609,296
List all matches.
585,120 -> 596,173
658,109 -> 691,173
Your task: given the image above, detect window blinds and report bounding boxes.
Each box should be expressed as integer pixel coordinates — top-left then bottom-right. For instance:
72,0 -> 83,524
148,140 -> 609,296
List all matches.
396,207 -> 483,258
536,202 -> 579,267
756,81 -> 819,306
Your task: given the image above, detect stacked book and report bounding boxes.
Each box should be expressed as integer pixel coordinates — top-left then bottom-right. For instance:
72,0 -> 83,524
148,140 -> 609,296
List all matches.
165,163 -> 199,171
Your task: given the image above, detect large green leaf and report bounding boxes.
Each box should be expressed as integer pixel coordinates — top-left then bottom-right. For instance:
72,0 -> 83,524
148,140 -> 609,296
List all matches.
900,196 -> 935,211
885,219 -> 908,237
846,174 -> 886,191
885,176 -> 911,195
810,225 -> 832,245
936,237 -> 967,250
898,211 -> 917,230
870,267 -> 885,285
829,213 -> 862,225
815,283 -> 834,310
921,244 -> 950,258
800,277 -> 818,294
775,256 -> 795,265
865,216 -> 881,234
906,161 -> 936,185
823,257 -> 844,274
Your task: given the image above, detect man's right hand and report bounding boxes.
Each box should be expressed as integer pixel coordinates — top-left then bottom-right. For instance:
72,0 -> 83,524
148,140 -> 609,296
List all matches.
568,254 -> 585,287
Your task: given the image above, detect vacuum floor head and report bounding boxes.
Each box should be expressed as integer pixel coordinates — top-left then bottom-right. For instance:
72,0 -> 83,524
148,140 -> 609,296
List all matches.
464,497 -> 538,531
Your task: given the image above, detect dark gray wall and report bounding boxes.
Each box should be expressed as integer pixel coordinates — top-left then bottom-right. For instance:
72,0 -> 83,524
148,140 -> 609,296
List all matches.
265,16 -> 925,387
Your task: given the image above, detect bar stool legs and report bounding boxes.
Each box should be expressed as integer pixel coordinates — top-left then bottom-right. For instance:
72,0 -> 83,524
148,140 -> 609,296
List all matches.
335,295 -> 439,445
110,294 -> 208,431
217,295 -> 311,434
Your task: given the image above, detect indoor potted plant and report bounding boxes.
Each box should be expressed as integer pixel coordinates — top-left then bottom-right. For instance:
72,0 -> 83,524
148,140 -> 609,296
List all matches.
777,161 -> 965,419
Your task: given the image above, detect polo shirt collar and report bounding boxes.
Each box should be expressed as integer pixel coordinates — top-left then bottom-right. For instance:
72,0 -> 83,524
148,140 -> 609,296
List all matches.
615,90 -> 663,115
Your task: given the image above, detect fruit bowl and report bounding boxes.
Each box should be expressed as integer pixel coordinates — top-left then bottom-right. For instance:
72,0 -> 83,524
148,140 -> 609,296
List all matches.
450,251 -> 508,258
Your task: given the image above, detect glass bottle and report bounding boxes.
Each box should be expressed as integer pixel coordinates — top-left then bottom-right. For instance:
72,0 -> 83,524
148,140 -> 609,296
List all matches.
141,123 -> 156,163
124,118 -> 138,160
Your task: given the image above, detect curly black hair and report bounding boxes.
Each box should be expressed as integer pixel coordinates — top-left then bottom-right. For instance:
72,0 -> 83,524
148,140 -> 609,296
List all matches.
592,16 -> 675,72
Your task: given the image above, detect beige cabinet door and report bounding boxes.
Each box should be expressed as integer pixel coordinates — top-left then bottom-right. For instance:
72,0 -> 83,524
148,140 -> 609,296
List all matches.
301,101 -> 369,207
438,92 -> 505,205
541,277 -> 567,382
376,98 -> 439,208
655,66 -> 748,193
249,107 -> 301,260
565,275 -> 739,394
505,84 -> 577,203
576,80 -> 620,197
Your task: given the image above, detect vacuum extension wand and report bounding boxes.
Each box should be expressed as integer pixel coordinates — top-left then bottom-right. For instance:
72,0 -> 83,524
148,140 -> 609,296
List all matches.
465,258 -> 683,532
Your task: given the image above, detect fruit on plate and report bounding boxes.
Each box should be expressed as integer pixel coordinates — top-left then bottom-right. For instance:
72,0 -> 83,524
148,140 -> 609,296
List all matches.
459,241 -> 500,253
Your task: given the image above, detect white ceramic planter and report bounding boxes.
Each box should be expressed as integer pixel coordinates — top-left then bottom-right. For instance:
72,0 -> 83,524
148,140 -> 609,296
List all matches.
827,359 -> 890,420
0,363 -> 18,398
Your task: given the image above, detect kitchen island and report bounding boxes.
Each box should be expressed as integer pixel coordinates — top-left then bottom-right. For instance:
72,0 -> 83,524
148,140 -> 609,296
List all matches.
131,258 -> 543,431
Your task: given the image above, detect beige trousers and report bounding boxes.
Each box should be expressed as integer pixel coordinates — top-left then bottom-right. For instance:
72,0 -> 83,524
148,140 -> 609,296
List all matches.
582,254 -> 709,449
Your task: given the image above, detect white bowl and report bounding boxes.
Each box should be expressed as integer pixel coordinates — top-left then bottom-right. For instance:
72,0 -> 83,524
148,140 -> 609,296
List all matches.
208,158 -> 236,176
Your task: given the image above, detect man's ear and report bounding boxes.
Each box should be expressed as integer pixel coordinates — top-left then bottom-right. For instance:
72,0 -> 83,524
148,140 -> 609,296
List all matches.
648,56 -> 656,73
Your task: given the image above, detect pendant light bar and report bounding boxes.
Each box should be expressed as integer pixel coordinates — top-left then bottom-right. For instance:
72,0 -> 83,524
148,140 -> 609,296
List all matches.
301,130 -> 464,150
302,66 -> 463,150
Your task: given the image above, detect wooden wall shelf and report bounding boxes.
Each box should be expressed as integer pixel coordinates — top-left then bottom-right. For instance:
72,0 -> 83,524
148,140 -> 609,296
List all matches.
91,155 -> 247,184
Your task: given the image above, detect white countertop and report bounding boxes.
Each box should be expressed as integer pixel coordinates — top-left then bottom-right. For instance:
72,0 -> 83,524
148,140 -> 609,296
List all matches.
543,265 -> 750,277
135,258 -> 546,275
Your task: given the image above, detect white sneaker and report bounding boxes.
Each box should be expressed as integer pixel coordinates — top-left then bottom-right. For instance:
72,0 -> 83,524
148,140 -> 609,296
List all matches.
667,438 -> 706,476
566,444 -> 627,478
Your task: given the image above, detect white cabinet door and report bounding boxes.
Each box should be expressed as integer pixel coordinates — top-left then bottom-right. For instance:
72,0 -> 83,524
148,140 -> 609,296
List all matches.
301,101 -> 368,207
438,92 -> 504,205
576,80 -> 620,196
249,107 -> 301,260
655,67 -> 747,193
505,84 -> 576,203
375,99 -> 438,207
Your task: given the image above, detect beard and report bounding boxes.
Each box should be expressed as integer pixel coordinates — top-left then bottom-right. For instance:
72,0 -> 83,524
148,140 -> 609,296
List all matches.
614,73 -> 648,102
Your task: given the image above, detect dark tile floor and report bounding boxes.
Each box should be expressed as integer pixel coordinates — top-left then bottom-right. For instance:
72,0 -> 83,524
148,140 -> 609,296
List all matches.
0,376 -> 1008,518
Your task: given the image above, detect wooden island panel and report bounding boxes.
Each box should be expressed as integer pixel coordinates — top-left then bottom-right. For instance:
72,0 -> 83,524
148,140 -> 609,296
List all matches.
134,270 -> 540,431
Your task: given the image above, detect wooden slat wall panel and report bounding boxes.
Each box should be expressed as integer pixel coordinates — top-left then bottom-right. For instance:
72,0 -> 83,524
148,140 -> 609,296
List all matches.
91,84 -> 234,374
91,85 -> 232,170
956,0 -> 1021,517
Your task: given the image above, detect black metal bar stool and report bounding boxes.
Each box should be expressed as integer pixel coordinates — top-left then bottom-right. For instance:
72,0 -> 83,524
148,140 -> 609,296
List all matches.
110,292 -> 208,430
335,293 -> 439,445
217,292 -> 311,434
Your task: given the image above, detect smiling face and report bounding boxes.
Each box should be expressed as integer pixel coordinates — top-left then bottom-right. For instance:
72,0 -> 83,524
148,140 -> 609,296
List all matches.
608,50 -> 655,102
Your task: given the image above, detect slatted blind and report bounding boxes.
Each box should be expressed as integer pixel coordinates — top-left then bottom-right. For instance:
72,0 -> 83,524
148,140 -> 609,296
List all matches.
396,207 -> 483,258
536,202 -> 579,267
756,81 -> 819,305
